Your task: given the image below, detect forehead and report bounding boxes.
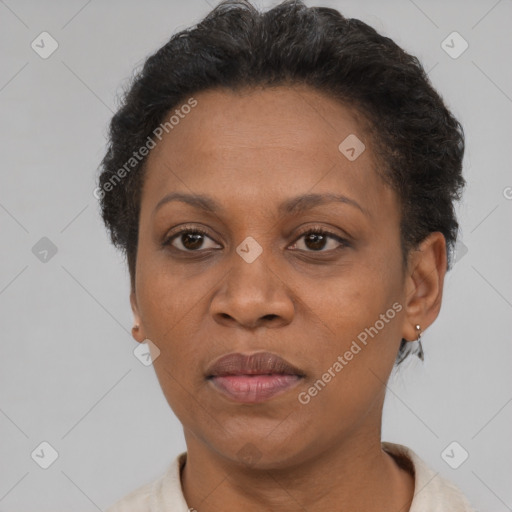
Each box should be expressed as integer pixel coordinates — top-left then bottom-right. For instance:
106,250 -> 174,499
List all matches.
148,86 -> 370,162
141,85 -> 390,216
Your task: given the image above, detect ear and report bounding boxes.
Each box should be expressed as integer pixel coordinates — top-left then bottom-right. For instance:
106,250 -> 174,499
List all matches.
401,232 -> 447,342
130,288 -> 146,343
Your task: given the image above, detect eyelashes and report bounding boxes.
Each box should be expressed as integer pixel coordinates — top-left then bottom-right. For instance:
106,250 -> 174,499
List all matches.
289,227 -> 348,252
163,225 -> 350,254
164,227 -> 220,252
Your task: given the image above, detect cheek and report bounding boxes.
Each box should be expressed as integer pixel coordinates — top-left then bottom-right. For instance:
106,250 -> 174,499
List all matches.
135,247 -> 209,338
304,258 -> 403,339
299,252 -> 405,395
135,264 -> 206,393
296,296 -> 403,437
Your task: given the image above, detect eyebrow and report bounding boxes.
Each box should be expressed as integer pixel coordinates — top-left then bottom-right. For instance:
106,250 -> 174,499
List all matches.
153,192 -> 368,217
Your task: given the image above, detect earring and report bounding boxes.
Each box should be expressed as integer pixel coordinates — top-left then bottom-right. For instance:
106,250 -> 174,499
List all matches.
415,324 -> 424,361
396,325 -> 425,365
132,324 -> 140,335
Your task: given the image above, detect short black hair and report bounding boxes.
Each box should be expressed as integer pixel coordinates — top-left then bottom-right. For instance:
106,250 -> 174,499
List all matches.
97,0 -> 465,362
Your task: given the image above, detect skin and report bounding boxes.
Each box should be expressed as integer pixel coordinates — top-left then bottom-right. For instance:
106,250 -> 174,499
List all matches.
130,85 -> 447,512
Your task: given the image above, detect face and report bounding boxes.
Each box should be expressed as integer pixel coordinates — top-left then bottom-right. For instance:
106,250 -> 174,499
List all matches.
131,85 -> 412,469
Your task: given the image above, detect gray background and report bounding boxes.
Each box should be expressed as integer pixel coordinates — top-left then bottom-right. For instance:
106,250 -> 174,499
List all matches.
0,0 -> 511,510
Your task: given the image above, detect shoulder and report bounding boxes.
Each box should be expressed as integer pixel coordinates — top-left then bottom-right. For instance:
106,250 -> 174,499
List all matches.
383,442 -> 476,512
105,452 -> 188,512
105,480 -> 153,512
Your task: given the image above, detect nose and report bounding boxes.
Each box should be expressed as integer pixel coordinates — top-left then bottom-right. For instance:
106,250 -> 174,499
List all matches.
210,251 -> 295,330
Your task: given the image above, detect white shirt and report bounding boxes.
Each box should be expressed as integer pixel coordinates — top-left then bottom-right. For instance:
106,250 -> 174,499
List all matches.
106,442 -> 476,511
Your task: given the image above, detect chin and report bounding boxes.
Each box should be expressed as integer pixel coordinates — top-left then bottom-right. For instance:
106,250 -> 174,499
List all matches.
201,422 -> 318,471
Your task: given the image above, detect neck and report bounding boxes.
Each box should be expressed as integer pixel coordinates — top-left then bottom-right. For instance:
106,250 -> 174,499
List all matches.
181,429 -> 414,512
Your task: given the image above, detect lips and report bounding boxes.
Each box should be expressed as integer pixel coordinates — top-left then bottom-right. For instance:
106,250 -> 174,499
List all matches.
206,352 -> 305,403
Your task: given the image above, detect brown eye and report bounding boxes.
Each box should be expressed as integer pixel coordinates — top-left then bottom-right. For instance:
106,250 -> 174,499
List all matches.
289,229 -> 347,252
165,229 -> 221,252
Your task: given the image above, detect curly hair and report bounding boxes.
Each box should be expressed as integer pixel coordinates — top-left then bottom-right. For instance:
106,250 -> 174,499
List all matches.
97,0 -> 465,362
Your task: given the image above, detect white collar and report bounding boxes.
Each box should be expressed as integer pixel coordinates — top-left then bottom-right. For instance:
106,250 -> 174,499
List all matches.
107,443 -> 475,511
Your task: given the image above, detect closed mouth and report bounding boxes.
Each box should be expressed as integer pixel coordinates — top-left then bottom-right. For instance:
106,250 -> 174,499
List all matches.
206,351 -> 305,378
206,351 -> 305,403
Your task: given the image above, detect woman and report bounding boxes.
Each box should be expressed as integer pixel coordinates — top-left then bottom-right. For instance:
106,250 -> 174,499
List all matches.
99,1 -> 474,510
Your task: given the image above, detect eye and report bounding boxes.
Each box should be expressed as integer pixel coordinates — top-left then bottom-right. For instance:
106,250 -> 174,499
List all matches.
163,226 -> 348,253
289,228 -> 348,252
163,227 -> 221,252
